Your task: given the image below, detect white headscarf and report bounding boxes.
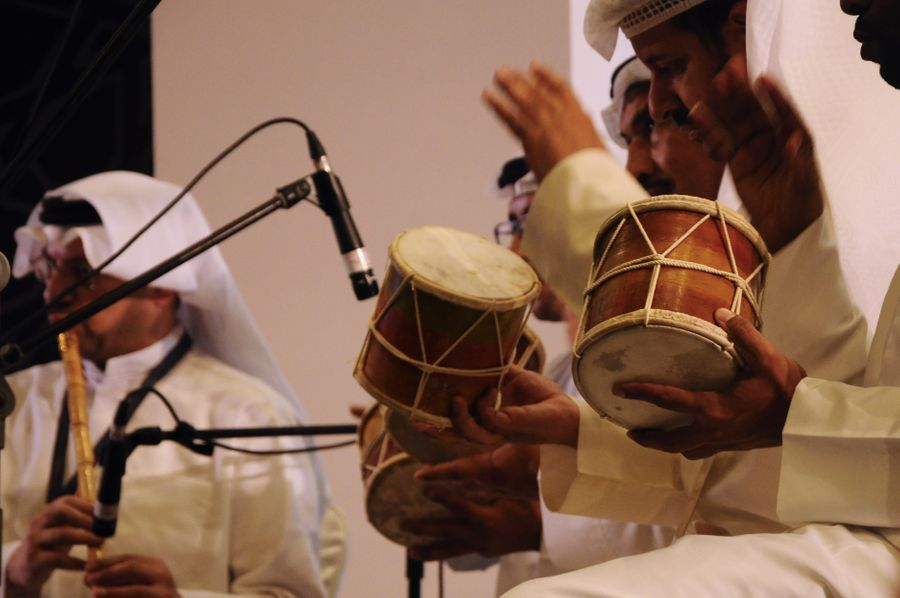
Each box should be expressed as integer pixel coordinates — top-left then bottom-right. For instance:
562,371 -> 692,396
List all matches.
584,0 -> 709,59
601,56 -> 653,148
743,1 -> 900,326
12,170 -> 309,417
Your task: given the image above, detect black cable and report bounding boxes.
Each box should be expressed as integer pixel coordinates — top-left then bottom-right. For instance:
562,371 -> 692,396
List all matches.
142,387 -> 181,424
143,384 -> 355,456
1,117 -> 311,347
12,0 -> 83,155
210,439 -> 356,456
0,0 -> 161,201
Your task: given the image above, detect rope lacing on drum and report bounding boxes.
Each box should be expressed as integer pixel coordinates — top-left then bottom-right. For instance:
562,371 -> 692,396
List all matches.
367,273 -> 533,414
585,202 -> 766,327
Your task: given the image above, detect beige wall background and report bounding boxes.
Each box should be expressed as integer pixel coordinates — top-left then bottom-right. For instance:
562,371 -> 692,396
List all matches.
152,1 -> 900,596
152,2 -> 571,596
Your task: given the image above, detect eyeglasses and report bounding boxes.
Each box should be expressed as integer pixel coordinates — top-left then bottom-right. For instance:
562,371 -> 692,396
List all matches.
30,249 -> 97,291
493,212 -> 527,248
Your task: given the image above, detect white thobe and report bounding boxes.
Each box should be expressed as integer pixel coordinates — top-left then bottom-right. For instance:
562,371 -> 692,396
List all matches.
505,269 -> 900,597
779,264 -> 900,546
1,330 -> 333,597
520,149 -> 866,536
537,356 -> 675,575
493,355 -> 675,595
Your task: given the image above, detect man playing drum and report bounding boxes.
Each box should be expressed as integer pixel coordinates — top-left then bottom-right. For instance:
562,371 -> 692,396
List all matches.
2,172 -> 344,597
435,0 -> 898,595
415,54 -> 742,592
435,0 -> 864,539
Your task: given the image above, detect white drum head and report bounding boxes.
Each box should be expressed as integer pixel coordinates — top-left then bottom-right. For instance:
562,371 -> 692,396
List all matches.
366,455 -> 451,547
575,325 -> 737,430
393,226 -> 539,308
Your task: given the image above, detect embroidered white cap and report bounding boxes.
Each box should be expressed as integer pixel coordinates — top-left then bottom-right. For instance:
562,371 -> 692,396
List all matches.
584,0 -> 710,59
601,56 -> 652,148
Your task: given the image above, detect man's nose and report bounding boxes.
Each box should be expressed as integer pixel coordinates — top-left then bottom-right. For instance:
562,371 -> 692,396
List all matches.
648,77 -> 683,123
42,267 -> 77,306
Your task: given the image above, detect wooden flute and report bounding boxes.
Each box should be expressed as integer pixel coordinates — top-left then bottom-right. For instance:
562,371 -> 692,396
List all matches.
57,331 -> 102,562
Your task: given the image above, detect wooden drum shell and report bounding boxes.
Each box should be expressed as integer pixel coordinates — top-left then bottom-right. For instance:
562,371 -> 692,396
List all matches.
357,402 -> 451,548
574,196 -> 770,430
355,226 -> 540,426
385,326 -> 546,465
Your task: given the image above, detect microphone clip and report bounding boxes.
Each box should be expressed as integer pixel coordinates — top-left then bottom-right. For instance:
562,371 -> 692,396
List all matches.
275,176 -> 314,209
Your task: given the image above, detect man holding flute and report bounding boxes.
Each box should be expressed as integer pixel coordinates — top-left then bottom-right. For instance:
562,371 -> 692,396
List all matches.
1,171 -> 343,597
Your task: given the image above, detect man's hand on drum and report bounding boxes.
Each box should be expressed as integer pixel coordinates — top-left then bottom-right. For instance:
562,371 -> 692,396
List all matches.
483,60 -> 606,181
615,308 -> 807,459
448,365 -> 580,448
5,495 -> 104,596
415,442 -> 539,500
404,493 -> 541,561
687,54 -> 823,253
84,554 -> 180,597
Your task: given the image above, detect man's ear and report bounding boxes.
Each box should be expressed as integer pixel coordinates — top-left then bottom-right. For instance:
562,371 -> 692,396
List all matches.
723,0 -> 747,58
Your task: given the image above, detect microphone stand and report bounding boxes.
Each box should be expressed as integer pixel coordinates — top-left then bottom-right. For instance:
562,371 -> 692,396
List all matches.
127,421 -> 359,451
0,175 -> 316,370
406,552 -> 424,598
0,172 -> 382,588
105,422 -> 431,598
92,419 -> 359,535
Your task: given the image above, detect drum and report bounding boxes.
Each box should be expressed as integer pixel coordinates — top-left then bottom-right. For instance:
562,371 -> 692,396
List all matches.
514,325 -> 546,376
357,402 -> 451,547
386,326 -> 547,464
355,226 -> 541,426
356,401 -> 386,455
574,196 -> 770,430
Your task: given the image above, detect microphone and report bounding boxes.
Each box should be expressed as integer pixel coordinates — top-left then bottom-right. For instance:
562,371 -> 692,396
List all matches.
305,130 -> 379,301
92,403 -> 131,537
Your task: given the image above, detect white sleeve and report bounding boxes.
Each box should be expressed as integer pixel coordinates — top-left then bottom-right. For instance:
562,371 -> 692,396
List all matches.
538,492 -> 675,575
760,208 -> 868,383
539,401 -> 709,529
521,149 -> 648,314
778,378 -> 900,529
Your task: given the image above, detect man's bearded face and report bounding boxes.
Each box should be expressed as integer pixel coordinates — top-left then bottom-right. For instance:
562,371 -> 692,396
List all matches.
631,20 -> 734,124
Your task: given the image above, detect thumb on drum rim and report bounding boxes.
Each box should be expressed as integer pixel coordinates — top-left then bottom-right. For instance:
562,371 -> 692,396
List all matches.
716,308 -> 775,375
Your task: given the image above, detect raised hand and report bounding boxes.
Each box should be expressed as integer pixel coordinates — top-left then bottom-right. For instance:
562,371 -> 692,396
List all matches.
687,54 -> 823,252
616,308 -> 806,459
483,60 -> 606,181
